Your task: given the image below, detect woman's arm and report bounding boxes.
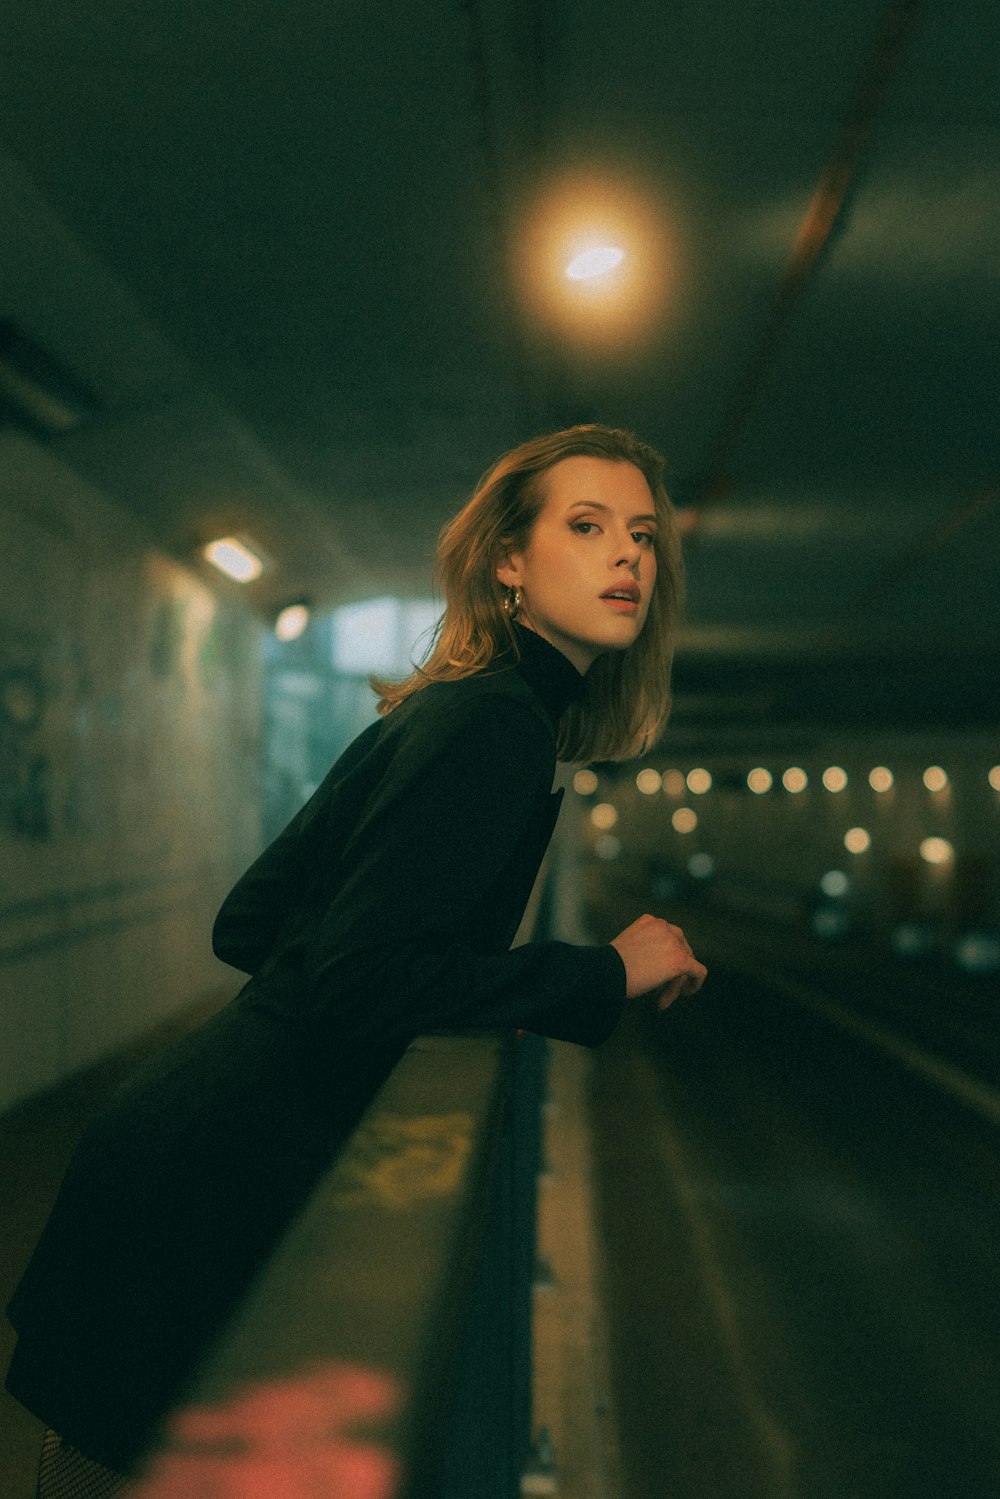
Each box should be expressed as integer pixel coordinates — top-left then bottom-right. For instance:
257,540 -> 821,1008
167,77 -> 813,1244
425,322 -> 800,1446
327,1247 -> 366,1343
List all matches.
299,694 -> 627,1048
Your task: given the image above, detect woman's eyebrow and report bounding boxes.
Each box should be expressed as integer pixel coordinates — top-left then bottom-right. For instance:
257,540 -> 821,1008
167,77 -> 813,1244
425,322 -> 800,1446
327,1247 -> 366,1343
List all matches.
565,499 -> 658,524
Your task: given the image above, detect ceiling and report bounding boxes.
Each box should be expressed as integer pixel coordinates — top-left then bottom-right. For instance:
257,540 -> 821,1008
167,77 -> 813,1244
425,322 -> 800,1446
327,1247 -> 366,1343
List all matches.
1,0 -> 997,737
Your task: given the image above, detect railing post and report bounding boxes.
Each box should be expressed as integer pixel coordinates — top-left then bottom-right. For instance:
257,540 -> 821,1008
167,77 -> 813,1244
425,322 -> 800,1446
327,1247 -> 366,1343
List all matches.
432,1030 -> 546,1498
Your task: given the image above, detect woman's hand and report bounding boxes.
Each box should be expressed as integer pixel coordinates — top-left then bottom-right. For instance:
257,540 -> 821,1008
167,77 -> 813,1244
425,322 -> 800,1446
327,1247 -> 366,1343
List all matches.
610,913 -> 707,1012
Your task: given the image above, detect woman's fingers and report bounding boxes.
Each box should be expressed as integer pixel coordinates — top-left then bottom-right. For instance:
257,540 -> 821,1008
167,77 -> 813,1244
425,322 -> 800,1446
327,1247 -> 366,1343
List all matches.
610,914 -> 707,1002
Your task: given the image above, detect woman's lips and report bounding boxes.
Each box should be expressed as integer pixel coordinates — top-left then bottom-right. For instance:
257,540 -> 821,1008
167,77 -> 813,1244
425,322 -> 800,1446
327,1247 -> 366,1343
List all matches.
601,596 -> 639,613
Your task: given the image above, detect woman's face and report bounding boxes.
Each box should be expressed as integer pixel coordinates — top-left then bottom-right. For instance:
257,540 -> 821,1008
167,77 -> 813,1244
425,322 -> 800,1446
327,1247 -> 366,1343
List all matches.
497,455 -> 658,673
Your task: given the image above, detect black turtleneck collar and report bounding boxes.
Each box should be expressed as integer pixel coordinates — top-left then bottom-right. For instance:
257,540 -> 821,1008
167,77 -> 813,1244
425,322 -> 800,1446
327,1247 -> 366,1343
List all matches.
505,621 -> 586,728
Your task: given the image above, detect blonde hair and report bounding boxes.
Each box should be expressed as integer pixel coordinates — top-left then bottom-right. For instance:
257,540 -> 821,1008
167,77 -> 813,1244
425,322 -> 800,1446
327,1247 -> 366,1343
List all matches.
373,424 -> 684,762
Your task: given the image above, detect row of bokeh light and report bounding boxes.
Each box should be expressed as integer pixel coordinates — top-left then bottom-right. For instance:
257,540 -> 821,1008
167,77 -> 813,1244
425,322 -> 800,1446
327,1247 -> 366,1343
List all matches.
573,762 -> 1000,867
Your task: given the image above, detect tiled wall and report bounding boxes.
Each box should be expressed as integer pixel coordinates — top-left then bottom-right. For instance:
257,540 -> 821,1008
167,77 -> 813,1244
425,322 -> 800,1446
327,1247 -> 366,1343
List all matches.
0,431 -> 262,1111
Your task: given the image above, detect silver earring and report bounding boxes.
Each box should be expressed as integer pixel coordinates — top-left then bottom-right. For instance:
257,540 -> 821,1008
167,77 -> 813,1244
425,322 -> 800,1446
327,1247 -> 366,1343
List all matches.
502,585 -> 521,620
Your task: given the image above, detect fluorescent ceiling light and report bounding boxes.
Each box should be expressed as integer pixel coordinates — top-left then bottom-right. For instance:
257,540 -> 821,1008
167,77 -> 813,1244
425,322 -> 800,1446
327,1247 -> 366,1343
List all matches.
203,536 -> 264,583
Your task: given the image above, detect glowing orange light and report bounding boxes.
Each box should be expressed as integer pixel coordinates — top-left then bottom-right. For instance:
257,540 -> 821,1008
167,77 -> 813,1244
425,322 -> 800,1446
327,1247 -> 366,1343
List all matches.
636,768 -> 661,795
844,827 -> 871,854
566,246 -> 625,281
516,169 -> 673,352
573,769 -> 599,796
822,766 -> 848,792
661,769 -> 686,797
672,807 -> 697,833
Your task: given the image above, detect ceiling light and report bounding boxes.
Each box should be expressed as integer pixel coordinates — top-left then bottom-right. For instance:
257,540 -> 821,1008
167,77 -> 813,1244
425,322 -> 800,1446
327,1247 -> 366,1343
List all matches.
203,536 -> 265,583
275,602 -> 310,641
920,836 -> 953,864
565,246 -> 625,281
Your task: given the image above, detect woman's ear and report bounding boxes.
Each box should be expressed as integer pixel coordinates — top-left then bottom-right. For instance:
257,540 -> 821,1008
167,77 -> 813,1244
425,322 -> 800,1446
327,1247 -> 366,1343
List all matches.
495,542 -> 521,590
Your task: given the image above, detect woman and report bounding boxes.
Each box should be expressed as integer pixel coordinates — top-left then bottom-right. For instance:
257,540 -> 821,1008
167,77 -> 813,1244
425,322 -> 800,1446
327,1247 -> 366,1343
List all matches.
6,424 -> 707,1494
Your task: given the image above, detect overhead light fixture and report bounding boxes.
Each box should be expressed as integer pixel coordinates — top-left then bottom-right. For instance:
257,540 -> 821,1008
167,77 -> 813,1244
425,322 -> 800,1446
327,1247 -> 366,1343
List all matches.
0,320 -> 98,435
274,602 -> 310,641
565,245 -> 625,281
516,169 -> 674,351
203,536 -> 265,583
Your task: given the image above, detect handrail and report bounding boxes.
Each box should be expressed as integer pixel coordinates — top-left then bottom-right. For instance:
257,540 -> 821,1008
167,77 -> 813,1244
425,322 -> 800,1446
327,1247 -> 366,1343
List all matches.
131,1027 -> 537,1498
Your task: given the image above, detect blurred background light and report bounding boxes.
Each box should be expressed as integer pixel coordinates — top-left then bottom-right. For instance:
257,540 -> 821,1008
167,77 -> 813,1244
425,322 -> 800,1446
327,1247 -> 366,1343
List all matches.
636,767 -> 662,794
565,245 -> 625,281
812,905 -> 851,940
820,869 -> 851,898
688,851 -> 715,879
686,768 -> 712,794
517,169 -> 672,352
822,766 -> 848,792
661,769 -> 686,797
782,766 -> 808,793
891,921 -> 937,958
672,807 -> 698,833
923,765 -> 949,792
844,826 -> 871,854
590,802 -> 619,831
747,767 -> 773,794
953,931 -> 1000,975
989,766 -> 1000,791
868,766 -> 894,792
574,769 -> 599,796
331,596 -> 438,676
274,602 -> 310,641
203,536 -> 264,583
594,833 -> 622,861
920,836 -> 953,864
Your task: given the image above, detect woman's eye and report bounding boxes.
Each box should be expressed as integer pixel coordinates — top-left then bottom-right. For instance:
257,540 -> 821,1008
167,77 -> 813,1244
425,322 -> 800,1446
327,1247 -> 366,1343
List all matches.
571,521 -> 598,535
634,531 -> 655,546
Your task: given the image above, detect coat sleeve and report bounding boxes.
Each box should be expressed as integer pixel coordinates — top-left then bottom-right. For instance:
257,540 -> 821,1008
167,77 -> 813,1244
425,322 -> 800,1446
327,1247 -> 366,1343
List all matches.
299,694 -> 627,1049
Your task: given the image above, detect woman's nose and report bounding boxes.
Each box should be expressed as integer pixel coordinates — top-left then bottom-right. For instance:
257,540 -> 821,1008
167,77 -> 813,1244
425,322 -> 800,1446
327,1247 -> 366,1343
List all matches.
612,531 -> 642,568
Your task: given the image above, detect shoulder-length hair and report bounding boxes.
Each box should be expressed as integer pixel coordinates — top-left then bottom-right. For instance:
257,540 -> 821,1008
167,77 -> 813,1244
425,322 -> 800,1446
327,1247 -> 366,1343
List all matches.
373,424 -> 684,762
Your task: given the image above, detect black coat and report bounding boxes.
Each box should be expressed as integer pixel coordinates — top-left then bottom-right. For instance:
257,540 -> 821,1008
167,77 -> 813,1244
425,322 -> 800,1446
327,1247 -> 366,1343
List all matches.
5,625 -> 625,1470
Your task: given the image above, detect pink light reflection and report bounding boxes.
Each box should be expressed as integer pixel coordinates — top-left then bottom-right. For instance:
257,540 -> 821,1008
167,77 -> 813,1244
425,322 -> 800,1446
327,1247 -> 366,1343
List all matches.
135,1360 -> 401,1499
